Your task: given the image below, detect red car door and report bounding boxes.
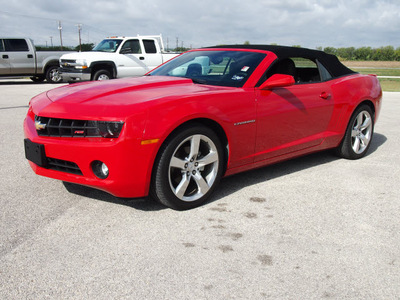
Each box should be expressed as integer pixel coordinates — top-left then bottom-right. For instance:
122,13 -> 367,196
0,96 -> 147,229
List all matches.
254,81 -> 334,162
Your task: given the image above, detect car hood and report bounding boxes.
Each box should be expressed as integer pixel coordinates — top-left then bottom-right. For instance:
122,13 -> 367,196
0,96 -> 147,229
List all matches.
60,51 -> 117,61
33,76 -> 233,120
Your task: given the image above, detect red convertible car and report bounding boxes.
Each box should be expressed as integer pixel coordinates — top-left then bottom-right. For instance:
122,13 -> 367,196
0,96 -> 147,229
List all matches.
24,45 -> 382,210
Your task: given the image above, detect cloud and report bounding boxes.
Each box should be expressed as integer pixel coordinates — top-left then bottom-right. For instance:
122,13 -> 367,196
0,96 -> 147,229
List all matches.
0,0 -> 399,49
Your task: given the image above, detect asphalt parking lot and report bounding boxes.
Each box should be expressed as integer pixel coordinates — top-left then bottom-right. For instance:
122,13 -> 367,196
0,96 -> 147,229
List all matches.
0,79 -> 399,299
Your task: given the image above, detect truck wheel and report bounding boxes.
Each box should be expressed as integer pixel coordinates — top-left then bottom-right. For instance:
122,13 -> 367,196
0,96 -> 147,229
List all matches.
45,66 -> 63,83
93,70 -> 112,80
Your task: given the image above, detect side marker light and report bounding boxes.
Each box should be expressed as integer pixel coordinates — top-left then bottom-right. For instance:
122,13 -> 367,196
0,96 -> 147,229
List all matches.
141,139 -> 160,145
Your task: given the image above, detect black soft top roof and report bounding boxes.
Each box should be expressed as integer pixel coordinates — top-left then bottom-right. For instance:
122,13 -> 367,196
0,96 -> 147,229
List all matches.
206,44 -> 356,78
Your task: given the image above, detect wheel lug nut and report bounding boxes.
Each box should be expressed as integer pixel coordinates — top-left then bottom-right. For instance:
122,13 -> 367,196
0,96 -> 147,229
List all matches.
192,170 -> 196,175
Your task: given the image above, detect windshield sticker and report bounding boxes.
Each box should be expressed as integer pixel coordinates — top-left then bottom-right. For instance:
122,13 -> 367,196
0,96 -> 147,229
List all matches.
241,66 -> 250,72
231,75 -> 244,81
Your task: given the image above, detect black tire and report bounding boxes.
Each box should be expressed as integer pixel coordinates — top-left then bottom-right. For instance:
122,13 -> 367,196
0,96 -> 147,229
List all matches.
151,125 -> 224,210
336,104 -> 374,159
45,66 -> 62,83
93,69 -> 112,81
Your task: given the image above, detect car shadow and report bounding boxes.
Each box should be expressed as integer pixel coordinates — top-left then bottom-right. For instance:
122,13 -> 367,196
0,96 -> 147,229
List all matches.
63,132 -> 387,211
367,132 -> 387,155
62,182 -> 166,211
0,80 -> 64,85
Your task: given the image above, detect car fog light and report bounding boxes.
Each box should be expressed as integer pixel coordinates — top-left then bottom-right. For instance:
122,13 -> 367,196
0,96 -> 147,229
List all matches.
92,160 -> 109,179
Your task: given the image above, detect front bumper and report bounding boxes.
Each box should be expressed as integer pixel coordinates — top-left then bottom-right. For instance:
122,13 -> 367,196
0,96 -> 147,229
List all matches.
58,67 -> 91,82
23,110 -> 157,198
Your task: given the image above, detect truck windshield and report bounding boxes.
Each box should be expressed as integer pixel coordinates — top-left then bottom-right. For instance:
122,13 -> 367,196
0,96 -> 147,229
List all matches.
93,39 -> 123,52
148,50 -> 266,88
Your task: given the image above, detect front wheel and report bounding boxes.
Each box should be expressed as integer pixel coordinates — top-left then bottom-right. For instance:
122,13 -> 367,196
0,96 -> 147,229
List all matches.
93,69 -> 112,80
336,105 -> 374,159
151,125 -> 224,210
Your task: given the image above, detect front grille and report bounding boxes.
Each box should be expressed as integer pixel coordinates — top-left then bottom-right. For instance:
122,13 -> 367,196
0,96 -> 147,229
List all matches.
35,116 -> 101,137
47,158 -> 83,175
60,59 -> 76,64
60,59 -> 78,71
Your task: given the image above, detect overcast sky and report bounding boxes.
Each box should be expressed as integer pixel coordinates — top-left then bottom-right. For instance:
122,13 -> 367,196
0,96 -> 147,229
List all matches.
1,0 -> 399,49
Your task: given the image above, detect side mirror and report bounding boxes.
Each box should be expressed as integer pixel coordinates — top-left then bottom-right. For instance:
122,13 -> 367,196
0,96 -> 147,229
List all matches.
259,74 -> 295,90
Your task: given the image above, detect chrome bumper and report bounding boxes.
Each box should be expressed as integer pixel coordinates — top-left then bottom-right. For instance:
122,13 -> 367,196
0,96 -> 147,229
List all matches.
59,68 -> 91,82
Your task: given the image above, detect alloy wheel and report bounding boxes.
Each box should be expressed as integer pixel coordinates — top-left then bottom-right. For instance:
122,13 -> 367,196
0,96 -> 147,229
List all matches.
351,110 -> 372,154
168,134 -> 219,202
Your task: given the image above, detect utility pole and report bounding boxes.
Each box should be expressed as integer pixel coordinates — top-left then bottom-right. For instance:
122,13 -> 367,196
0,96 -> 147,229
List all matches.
76,24 -> 82,51
58,21 -> 63,50
49,36 -> 53,47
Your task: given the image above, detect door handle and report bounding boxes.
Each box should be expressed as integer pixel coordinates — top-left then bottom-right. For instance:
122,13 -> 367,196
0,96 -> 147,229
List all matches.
27,54 -> 33,58
139,56 -> 145,60
320,92 -> 331,100
2,55 -> 9,59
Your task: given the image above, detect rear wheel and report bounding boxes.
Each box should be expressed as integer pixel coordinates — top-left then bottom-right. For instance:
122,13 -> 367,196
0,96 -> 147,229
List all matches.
45,66 -> 62,83
337,105 -> 374,159
151,125 -> 224,210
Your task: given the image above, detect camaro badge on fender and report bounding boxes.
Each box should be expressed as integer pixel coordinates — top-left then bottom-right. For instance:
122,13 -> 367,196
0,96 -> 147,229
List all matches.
234,120 -> 255,126
35,120 -> 47,130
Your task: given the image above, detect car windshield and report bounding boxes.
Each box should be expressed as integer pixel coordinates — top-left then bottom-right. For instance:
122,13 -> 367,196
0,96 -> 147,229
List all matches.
148,50 -> 266,87
93,39 -> 123,52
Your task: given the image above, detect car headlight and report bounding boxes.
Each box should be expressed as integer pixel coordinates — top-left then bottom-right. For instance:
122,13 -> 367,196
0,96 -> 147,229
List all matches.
75,59 -> 88,69
97,121 -> 124,138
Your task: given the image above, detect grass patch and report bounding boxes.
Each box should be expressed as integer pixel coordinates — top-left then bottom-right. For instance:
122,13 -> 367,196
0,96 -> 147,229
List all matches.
342,61 -> 400,68
352,68 -> 400,76
378,78 -> 400,92
341,61 -> 400,91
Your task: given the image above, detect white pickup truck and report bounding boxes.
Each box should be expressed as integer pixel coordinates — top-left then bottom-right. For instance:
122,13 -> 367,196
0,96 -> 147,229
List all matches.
59,35 -> 179,82
0,38 -> 73,83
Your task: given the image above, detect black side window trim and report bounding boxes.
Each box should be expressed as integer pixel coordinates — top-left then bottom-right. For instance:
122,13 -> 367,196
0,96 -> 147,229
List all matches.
4,39 -> 30,51
143,39 -> 157,54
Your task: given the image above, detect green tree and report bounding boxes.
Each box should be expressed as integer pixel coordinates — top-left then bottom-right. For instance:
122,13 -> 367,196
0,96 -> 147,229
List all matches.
75,43 -> 95,51
354,47 -> 372,60
323,47 -> 337,55
379,46 -> 395,60
337,47 -> 355,60
322,45 -> 400,61
173,47 -> 190,52
395,47 -> 400,60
